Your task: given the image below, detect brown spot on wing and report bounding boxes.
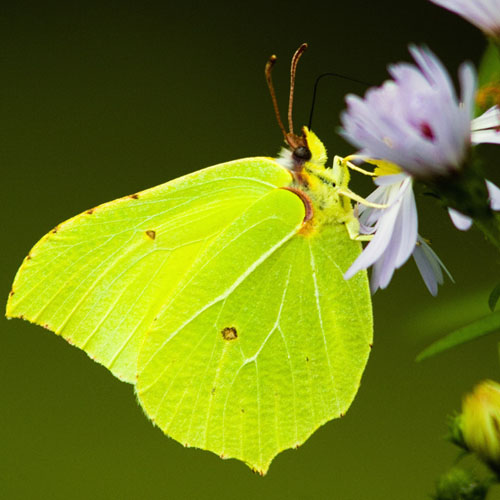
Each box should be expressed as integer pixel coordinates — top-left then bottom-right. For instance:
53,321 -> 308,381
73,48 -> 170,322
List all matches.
221,326 -> 238,341
129,193 -> 139,199
145,230 -> 156,240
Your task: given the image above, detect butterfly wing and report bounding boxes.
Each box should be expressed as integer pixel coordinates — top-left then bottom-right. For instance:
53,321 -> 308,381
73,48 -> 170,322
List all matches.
136,188 -> 372,474
6,158 -> 293,382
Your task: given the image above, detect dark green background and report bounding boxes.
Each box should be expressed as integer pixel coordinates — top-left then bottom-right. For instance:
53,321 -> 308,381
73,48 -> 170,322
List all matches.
2,1 -> 500,499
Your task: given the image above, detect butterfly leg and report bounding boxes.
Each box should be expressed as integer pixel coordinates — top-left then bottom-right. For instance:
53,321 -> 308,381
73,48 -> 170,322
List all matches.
341,155 -> 377,177
338,188 -> 388,209
344,213 -> 373,241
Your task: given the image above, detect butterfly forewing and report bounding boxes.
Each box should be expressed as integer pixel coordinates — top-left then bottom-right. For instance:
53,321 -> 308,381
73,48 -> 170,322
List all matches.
6,158 -> 293,382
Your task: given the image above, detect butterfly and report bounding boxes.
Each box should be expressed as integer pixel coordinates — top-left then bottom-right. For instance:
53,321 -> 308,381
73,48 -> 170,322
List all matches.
6,44 -> 373,474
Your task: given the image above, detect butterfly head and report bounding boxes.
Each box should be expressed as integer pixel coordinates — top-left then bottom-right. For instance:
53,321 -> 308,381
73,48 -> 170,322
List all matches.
277,126 -> 327,174
289,128 -> 357,232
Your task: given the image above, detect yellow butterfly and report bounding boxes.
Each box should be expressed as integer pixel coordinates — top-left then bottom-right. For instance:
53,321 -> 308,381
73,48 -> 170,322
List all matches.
7,44 -> 372,474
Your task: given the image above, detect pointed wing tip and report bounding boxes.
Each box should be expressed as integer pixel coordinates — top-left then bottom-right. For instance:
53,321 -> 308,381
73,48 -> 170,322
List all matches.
247,457 -> 272,476
5,305 -> 28,322
4,308 -> 136,384
5,303 -> 13,319
252,467 -> 268,477
4,306 -> 42,327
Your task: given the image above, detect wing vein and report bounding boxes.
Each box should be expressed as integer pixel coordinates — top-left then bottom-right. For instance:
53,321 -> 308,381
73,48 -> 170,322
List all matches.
308,242 -> 340,413
138,222 -> 300,385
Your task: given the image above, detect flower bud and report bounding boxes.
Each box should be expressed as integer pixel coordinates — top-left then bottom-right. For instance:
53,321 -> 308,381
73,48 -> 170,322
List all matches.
433,468 -> 489,500
462,380 -> 500,471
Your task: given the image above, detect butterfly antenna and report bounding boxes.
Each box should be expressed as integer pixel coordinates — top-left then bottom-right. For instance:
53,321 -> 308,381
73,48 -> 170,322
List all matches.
288,43 -> 308,137
308,72 -> 374,130
265,55 -> 288,141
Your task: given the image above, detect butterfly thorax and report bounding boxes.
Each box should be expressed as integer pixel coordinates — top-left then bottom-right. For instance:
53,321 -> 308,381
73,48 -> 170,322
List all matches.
278,127 -> 357,234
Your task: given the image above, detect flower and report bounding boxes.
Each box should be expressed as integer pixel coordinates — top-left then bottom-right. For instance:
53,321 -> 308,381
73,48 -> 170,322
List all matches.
344,170 -> 450,294
430,0 -> 500,39
340,46 -> 475,179
461,380 -> 500,472
340,47 -> 500,293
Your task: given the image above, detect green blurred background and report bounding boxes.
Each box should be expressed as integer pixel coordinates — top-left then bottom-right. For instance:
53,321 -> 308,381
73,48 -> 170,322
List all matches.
2,1 -> 500,498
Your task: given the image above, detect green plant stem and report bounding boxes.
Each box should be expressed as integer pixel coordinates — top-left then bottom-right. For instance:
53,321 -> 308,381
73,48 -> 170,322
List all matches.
474,213 -> 500,253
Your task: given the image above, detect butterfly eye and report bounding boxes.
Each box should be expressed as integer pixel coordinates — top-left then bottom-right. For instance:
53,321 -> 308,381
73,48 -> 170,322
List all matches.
293,146 -> 312,161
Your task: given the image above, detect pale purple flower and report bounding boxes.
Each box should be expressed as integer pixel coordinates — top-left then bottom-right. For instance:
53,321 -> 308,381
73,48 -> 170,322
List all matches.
340,46 -> 476,178
340,51 -> 500,293
430,0 -> 500,38
345,172 -> 450,294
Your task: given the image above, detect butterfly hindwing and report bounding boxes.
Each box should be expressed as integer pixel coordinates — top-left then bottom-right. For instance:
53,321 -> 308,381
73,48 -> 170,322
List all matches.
136,190 -> 372,474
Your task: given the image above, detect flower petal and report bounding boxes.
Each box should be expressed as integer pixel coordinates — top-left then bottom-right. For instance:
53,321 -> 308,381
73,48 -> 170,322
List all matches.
471,129 -> 500,144
471,106 -> 500,145
344,201 -> 399,279
412,237 -> 452,296
472,106 -> 500,131
394,179 -> 418,266
429,0 -> 500,38
448,207 -> 473,231
487,180 -> 500,211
